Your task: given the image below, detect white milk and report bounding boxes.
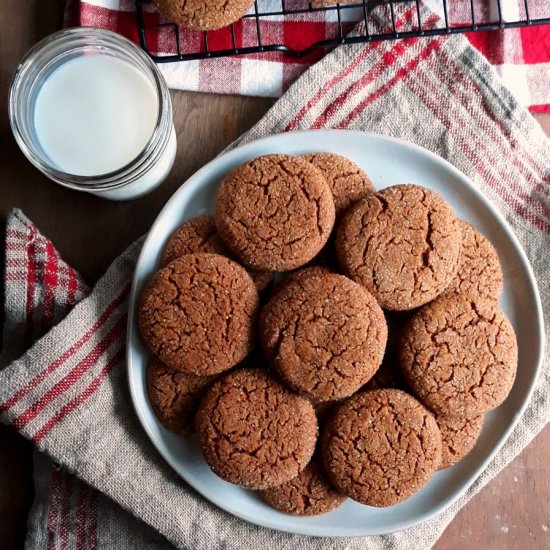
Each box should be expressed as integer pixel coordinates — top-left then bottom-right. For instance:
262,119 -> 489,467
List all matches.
11,28 -> 176,200
34,54 -> 159,176
96,125 -> 177,201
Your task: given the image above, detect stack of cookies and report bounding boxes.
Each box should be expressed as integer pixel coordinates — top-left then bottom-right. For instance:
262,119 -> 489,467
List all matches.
139,153 -> 518,514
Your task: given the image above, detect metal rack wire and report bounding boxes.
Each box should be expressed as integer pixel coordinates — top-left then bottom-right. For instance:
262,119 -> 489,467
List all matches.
136,0 -> 550,61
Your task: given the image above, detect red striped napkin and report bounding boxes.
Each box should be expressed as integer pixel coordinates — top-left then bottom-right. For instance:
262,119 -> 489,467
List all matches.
1,212 -> 165,549
65,0 -> 550,111
2,9 -> 550,549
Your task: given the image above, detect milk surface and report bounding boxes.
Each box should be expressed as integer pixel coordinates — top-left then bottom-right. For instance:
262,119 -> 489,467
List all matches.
34,54 -> 159,176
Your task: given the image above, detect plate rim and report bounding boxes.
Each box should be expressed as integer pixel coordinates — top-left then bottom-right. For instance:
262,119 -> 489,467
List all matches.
126,129 -> 545,537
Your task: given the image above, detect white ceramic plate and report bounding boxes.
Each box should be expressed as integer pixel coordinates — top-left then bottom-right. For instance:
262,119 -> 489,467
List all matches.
127,130 -> 544,537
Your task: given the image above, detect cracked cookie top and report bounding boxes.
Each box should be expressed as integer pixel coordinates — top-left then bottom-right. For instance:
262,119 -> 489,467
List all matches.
138,253 -> 259,375
260,270 -> 387,402
268,265 -> 333,302
154,0 -> 254,31
260,459 -> 346,515
195,368 -> 318,490
161,215 -> 227,267
321,389 -> 442,507
442,220 -> 503,301
399,294 -> 517,418
146,357 -> 217,436
435,412 -> 484,469
160,215 -> 272,292
214,154 -> 335,271
302,153 -> 375,218
335,184 -> 461,310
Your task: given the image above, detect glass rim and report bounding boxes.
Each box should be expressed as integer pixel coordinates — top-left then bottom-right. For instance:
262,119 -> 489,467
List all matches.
9,27 -> 172,191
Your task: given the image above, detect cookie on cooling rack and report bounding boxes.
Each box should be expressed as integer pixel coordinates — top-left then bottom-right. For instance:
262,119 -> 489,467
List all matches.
155,0 -> 254,31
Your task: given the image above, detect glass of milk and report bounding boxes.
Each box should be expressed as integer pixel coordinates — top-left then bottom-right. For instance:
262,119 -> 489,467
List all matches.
9,28 -> 177,201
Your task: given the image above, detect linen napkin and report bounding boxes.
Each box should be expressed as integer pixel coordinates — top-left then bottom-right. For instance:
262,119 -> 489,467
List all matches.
65,0 -> 550,111
0,210 -> 169,549
3,13 -> 550,550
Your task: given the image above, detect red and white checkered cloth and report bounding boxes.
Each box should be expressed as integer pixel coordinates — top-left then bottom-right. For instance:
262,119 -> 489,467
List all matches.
0,211 -> 99,548
65,0 -> 550,111
0,211 -> 166,549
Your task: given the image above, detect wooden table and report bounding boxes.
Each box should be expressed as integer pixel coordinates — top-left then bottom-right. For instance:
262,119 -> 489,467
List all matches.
1,2 -> 548,548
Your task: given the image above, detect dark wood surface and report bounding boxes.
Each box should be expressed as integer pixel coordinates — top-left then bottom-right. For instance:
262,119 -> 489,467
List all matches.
0,2 -> 548,548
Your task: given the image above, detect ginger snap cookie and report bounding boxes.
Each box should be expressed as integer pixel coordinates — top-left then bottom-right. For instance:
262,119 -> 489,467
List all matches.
269,266 -> 333,301
160,215 -> 226,267
154,0 -> 254,31
260,270 -> 387,402
302,153 -> 374,217
335,184 -> 461,310
138,253 -> 259,375
146,357 -> 216,436
195,368 -> 317,490
435,413 -> 484,469
215,154 -> 335,271
321,389 -> 442,507
260,459 -> 346,515
160,215 -> 272,292
443,220 -> 503,301
399,294 -> 518,419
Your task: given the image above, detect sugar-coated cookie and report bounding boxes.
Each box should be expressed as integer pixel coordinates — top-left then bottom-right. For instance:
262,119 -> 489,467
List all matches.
443,220 -> 503,301
139,253 -> 259,375
336,184 -> 461,310
399,294 -> 517,418
260,460 -> 345,515
215,154 -> 335,271
302,153 -> 374,217
195,368 -> 318,489
322,389 -> 442,507
260,270 -> 387,401
161,215 -> 272,292
146,357 -> 216,436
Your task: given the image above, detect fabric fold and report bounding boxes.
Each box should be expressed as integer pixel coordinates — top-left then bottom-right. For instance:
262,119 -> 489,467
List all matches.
1,210 -> 169,550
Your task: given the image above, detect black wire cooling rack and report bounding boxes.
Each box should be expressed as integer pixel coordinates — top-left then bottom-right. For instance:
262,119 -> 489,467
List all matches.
136,0 -> 550,61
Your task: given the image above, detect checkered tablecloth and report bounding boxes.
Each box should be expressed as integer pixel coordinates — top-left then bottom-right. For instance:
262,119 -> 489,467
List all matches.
64,0 -> 550,111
